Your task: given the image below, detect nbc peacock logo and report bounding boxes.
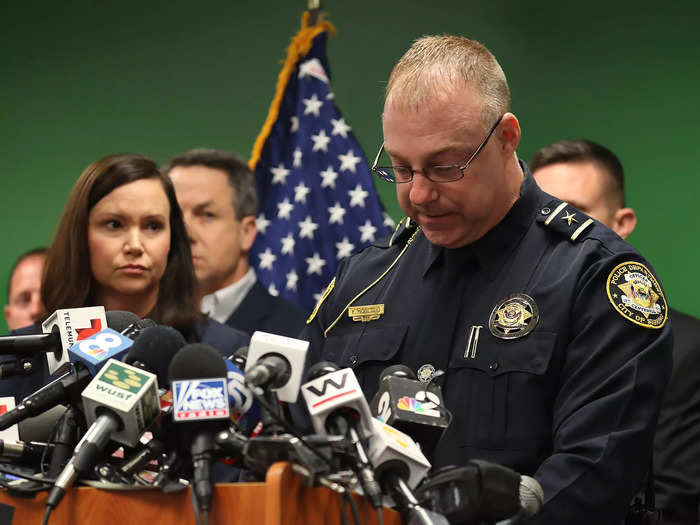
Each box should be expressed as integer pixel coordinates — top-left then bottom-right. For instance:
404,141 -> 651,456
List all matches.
396,396 -> 426,414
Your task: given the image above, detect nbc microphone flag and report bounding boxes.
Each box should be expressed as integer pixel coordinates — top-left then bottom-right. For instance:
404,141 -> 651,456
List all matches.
248,13 -> 394,311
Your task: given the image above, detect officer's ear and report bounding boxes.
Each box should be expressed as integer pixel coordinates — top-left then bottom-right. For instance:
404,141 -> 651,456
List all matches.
497,113 -> 521,156
240,215 -> 258,252
611,207 -> 637,239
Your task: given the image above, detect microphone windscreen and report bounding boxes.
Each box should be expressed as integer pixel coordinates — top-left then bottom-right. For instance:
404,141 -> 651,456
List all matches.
168,344 -> 228,382
379,364 -> 416,381
138,318 -> 157,329
123,325 -> 187,386
305,361 -> 340,382
105,310 -> 141,332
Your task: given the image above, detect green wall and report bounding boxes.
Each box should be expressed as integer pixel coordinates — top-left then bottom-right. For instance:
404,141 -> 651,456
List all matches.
2,1 -> 698,333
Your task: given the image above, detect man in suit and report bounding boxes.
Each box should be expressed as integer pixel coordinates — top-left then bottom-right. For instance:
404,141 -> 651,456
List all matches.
531,139 -> 700,524
166,149 -> 306,338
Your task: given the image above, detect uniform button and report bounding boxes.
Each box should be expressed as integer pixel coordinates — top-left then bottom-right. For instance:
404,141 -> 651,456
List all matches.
349,355 -> 358,365
541,207 -> 551,215
489,360 -> 499,371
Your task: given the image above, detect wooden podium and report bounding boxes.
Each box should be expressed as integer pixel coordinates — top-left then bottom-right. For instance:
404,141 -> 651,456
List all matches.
0,463 -> 401,525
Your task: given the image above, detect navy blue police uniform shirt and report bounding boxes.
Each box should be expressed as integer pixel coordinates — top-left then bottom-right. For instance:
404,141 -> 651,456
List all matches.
301,163 -> 673,524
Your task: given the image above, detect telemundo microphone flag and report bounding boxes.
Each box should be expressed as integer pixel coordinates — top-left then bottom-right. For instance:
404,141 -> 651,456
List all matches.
249,13 -> 394,311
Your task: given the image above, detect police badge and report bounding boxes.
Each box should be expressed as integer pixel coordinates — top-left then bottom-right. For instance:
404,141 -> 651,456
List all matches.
606,261 -> 667,329
489,293 -> 539,339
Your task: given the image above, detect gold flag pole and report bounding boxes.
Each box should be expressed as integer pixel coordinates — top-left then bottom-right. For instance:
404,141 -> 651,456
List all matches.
307,0 -> 322,26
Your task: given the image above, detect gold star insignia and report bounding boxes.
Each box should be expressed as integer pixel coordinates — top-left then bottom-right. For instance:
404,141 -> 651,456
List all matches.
562,211 -> 578,226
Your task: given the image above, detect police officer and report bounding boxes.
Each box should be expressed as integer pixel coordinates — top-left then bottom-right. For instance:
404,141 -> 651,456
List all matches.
301,35 -> 672,523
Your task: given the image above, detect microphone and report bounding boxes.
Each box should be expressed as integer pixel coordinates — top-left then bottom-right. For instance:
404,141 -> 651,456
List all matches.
300,361 -> 383,509
369,364 -> 450,458
0,438 -> 54,464
365,419 -> 444,524
169,344 -> 231,515
224,358 -> 260,435
46,358 -> 159,510
494,475 -> 544,524
41,306 -> 108,374
0,325 -> 63,357
67,327 -> 134,377
122,325 -> 187,387
244,331 -> 308,402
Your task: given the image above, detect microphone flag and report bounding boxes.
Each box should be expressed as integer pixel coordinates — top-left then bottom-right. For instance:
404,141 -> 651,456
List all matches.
248,12 -> 394,311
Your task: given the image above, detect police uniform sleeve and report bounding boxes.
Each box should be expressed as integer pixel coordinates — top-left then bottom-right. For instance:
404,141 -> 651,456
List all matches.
531,252 -> 673,524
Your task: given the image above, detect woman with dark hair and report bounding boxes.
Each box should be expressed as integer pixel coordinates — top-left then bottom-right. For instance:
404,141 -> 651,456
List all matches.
1,154 -> 248,399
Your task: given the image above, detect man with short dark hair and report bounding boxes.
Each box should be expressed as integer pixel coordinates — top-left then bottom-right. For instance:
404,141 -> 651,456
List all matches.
165,149 -> 306,338
4,248 -> 46,331
532,138 -> 700,525
302,35 -> 672,523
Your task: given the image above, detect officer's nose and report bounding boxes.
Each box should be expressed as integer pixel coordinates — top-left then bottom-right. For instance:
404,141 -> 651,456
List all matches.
408,172 -> 439,206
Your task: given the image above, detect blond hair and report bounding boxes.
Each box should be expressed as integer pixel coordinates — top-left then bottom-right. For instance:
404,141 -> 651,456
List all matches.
385,35 -> 510,130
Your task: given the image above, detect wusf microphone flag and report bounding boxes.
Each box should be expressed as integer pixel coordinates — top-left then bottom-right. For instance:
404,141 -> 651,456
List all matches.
249,12 -> 393,311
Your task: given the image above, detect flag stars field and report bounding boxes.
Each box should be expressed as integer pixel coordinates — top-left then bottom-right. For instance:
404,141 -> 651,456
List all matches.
271,163 -> 291,184
328,202 -> 346,224
259,248 -> 277,270
280,233 -> 295,255
336,237 -> 355,260
331,118 -> 351,138
302,93 -> 324,116
348,185 -> 369,207
298,216 -> 319,239
338,149 -> 362,173
319,166 -> 338,189
305,253 -> 327,275
311,129 -> 331,152
277,198 -> 294,220
359,220 -> 378,243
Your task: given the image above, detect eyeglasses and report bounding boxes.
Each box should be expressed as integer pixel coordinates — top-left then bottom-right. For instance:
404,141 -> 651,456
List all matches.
371,115 -> 503,184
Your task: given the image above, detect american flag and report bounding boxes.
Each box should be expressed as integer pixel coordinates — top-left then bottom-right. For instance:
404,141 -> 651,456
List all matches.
249,16 -> 394,311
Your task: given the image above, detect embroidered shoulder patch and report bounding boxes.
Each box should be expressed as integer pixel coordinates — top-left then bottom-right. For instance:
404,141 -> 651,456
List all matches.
306,277 -> 335,324
606,261 -> 667,329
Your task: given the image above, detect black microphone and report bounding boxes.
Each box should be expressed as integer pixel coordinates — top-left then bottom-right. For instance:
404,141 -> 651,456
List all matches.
122,325 -> 187,387
0,324 -> 62,356
169,343 -> 231,515
369,364 -> 450,458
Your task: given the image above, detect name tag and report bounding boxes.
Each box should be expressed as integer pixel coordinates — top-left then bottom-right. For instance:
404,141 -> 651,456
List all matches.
348,304 -> 385,323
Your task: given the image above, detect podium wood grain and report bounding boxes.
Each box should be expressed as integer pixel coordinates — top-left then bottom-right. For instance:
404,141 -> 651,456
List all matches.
0,462 -> 400,524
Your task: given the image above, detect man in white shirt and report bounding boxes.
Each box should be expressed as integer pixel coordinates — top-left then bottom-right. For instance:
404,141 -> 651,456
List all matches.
166,149 -> 306,337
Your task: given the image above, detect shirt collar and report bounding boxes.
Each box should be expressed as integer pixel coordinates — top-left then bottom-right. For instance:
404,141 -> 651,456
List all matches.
200,268 -> 257,324
423,160 -> 541,280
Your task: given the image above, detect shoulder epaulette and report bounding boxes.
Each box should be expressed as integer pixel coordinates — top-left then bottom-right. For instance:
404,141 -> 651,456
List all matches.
536,199 -> 596,242
386,217 -> 419,247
